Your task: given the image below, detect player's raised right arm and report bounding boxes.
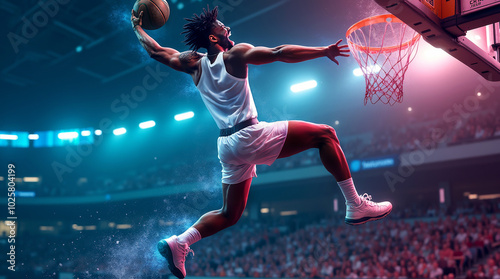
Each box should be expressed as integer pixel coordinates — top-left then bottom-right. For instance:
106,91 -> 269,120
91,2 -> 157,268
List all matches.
131,10 -> 195,73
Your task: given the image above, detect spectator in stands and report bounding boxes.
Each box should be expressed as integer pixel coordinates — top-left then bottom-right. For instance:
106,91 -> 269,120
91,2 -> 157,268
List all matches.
476,264 -> 487,279
439,241 -> 456,275
486,261 -> 497,279
494,251 -> 500,266
429,261 -> 444,279
452,240 -> 466,272
456,226 -> 468,243
493,267 -> 500,279
465,269 -> 476,279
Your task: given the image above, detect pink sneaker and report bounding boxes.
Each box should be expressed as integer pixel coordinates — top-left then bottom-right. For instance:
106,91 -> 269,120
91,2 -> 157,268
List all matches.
345,193 -> 392,225
157,235 -> 194,279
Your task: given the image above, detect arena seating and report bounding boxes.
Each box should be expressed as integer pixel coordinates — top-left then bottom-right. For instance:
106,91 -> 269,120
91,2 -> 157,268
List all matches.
12,199 -> 500,279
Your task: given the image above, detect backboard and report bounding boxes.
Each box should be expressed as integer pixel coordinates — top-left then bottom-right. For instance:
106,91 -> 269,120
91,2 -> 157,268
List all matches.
374,0 -> 500,81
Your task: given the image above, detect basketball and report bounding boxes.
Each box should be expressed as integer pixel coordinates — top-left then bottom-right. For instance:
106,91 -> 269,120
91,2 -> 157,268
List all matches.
133,0 -> 170,30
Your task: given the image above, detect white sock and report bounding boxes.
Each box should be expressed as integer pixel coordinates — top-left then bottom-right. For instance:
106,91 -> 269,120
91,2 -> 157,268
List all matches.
338,178 -> 361,206
177,227 -> 201,246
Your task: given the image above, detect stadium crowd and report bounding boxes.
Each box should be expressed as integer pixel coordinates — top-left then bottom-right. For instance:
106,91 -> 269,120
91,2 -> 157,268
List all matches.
187,202 -> 500,278
9,199 -> 500,278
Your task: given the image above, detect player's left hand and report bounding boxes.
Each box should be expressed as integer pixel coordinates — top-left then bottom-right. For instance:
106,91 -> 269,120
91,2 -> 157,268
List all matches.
326,39 -> 350,65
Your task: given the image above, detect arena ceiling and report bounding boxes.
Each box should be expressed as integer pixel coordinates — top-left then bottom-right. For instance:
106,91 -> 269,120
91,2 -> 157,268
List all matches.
1,0 -> 496,132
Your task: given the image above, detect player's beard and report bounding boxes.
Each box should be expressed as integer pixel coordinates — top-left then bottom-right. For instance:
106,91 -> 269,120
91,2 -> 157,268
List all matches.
227,39 -> 234,50
219,33 -> 234,50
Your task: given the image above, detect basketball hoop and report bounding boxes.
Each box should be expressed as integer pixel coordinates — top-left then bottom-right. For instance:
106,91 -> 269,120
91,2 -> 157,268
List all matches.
346,14 -> 421,105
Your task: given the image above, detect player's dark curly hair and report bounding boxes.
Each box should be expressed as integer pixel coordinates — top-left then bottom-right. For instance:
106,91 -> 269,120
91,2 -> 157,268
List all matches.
182,6 -> 219,51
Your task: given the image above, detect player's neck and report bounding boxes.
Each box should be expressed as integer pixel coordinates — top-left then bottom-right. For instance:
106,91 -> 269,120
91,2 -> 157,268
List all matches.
207,45 -> 226,57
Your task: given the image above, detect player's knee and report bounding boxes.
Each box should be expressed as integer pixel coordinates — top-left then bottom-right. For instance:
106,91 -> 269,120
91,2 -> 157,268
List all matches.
221,208 -> 241,227
317,125 -> 338,146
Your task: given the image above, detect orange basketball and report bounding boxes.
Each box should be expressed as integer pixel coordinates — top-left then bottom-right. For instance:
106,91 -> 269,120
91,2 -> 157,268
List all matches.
133,0 -> 170,30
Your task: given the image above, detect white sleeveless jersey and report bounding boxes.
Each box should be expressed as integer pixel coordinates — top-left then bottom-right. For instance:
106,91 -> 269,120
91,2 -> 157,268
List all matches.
196,52 -> 258,129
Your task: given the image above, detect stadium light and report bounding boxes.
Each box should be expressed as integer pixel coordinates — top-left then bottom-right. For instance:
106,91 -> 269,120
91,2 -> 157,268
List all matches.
290,80 -> 317,93
23,177 -> 40,182
439,188 -> 445,204
139,120 -> 156,129
0,134 -> 18,140
175,111 -> 195,121
280,210 -> 298,216
40,226 -> 54,231
72,224 -> 84,231
81,130 -> 91,136
113,128 -> 127,136
353,65 -> 381,77
423,46 -> 447,61
28,134 -> 39,140
58,132 -> 78,140
116,224 -> 132,229
95,130 -> 102,136
353,68 -> 363,76
369,65 -> 381,73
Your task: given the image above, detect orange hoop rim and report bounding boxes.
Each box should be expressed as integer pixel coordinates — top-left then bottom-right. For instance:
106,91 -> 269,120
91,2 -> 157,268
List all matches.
346,14 -> 421,54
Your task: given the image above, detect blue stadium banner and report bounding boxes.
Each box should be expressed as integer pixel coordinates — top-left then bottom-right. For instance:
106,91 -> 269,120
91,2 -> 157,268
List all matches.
17,191 -> 35,198
349,156 -> 398,172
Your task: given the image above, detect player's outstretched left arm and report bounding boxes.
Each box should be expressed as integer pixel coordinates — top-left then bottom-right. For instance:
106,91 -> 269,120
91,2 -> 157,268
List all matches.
230,40 -> 350,66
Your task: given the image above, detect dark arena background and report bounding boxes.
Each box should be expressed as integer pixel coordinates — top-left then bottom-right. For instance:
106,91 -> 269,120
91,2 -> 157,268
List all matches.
1,0 -> 500,278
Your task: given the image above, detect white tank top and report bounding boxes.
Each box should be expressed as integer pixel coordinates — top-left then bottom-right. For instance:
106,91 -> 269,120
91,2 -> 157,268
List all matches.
196,52 -> 258,129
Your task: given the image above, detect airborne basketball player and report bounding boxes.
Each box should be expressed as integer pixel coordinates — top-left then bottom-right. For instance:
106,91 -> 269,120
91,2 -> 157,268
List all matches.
132,7 -> 392,279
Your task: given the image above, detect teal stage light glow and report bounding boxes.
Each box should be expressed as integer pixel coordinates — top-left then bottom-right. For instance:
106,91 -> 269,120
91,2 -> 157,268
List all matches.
139,120 -> 156,129
290,80 -> 317,93
175,111 -> 194,121
113,128 -> 127,136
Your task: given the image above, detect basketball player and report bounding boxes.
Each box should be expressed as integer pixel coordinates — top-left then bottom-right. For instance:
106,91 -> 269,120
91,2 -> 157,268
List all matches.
131,7 -> 392,279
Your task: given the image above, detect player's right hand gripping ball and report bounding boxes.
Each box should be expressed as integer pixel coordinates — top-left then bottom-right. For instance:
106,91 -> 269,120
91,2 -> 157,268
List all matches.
133,0 -> 170,30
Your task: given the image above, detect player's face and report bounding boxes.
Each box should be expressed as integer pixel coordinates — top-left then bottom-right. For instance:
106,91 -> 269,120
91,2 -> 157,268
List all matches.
211,20 -> 234,50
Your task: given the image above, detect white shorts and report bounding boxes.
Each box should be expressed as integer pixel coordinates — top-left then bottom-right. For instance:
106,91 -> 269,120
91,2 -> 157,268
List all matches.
217,121 -> 288,184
